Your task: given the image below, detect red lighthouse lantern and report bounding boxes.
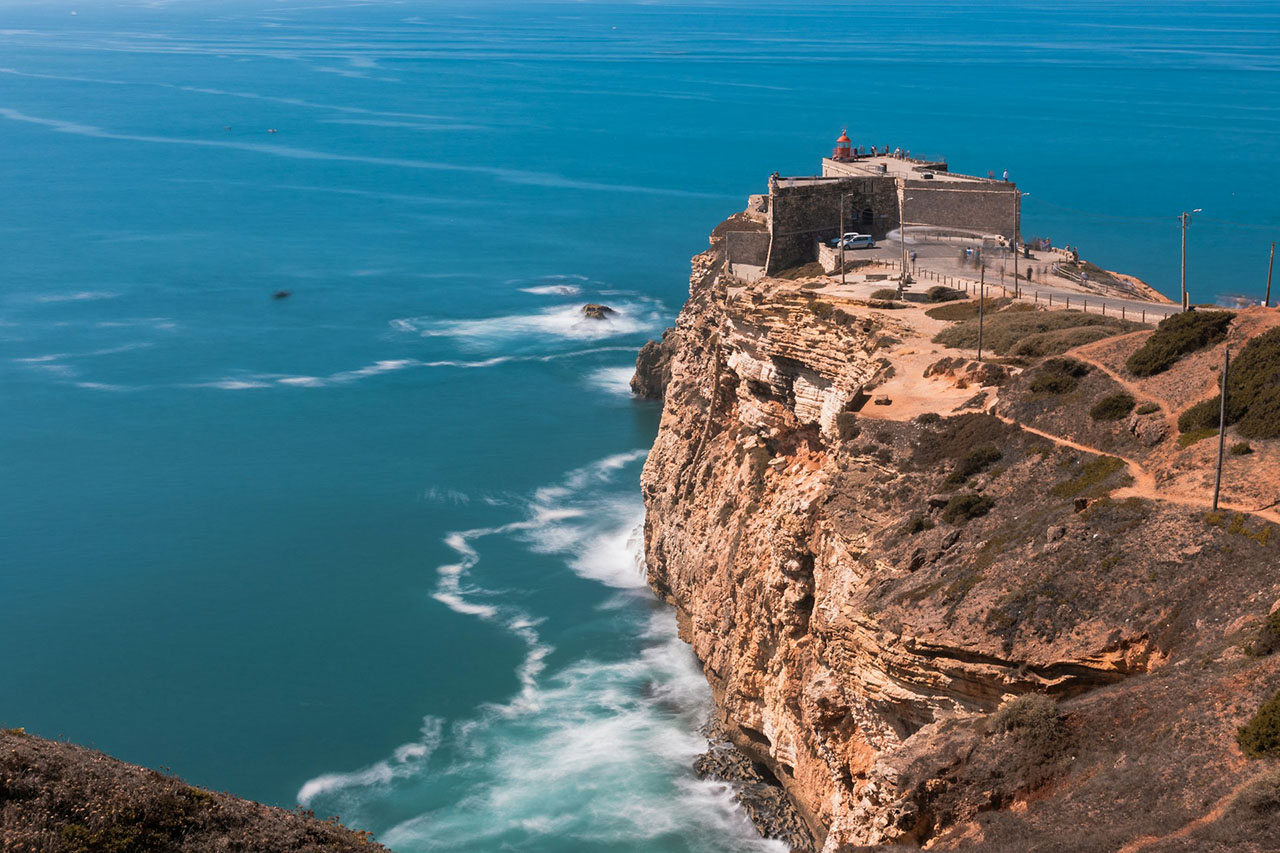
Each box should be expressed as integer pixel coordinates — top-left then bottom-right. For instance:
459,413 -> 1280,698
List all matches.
833,129 -> 852,161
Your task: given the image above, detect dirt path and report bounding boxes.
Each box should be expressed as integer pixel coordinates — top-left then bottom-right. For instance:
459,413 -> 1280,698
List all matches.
1068,332 -> 1180,437
989,410 -> 1280,524
1115,772 -> 1258,853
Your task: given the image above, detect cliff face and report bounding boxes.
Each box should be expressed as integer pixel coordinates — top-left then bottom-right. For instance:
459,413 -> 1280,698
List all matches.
640,240 -> 1280,851
0,729 -> 383,853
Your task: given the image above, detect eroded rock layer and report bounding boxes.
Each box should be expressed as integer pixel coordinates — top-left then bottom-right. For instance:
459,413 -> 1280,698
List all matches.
639,239 -> 1280,851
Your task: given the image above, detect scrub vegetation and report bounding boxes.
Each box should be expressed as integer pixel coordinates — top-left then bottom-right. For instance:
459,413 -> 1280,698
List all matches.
1177,327 -> 1280,439
933,307 -> 1139,356
1125,310 -> 1233,376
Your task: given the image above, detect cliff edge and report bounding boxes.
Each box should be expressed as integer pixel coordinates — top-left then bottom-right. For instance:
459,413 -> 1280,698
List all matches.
0,729 -> 383,852
637,225 -> 1280,851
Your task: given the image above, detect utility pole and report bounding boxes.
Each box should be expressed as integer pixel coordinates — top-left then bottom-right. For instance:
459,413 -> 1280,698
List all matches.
977,263 -> 986,362
1213,346 -> 1230,511
1180,208 -> 1202,311
1266,241 -> 1274,308
897,179 -> 910,297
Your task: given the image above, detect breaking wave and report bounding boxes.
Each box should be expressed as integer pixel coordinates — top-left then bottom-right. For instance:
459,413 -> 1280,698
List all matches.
297,451 -> 783,852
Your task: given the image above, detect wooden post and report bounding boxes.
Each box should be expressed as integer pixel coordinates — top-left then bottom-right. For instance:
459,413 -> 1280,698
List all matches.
1213,347 -> 1230,511
1267,241 -> 1275,308
1142,309 -> 1146,323
1122,305 -> 1126,320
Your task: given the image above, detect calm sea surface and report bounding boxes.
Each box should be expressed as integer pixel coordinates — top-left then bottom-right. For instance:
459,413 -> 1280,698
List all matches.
2,2 -> 1277,850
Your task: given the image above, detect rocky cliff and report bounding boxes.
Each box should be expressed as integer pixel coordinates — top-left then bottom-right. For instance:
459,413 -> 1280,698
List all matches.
638,233 -> 1280,851
0,729 -> 383,852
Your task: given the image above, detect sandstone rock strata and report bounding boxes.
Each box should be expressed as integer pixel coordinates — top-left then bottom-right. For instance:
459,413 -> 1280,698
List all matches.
638,238 -> 1280,851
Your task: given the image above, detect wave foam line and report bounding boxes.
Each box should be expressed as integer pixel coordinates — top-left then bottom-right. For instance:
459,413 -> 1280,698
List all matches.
0,107 -> 727,199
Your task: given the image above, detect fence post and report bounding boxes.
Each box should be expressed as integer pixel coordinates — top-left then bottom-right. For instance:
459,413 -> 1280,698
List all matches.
1049,293 -> 1053,305
1142,309 -> 1146,323
1102,302 -> 1106,316
1122,305 -> 1126,320
1066,297 -> 1070,308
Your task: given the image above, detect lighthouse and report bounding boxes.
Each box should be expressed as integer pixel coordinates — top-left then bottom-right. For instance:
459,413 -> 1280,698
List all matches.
832,129 -> 852,161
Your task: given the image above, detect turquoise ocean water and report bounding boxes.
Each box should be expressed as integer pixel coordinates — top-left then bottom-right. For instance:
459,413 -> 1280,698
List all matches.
2,2 -> 1277,850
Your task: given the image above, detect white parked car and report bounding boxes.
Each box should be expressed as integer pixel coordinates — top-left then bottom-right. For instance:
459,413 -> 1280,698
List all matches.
830,232 -> 876,249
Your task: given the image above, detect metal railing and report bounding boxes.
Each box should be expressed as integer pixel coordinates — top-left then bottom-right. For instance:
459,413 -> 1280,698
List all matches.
876,261 -> 1177,323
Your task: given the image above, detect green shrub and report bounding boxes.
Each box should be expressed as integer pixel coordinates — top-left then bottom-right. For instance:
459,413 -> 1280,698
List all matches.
934,308 -> 1138,356
1238,690 -> 1280,758
1178,427 -> 1218,447
810,300 -> 834,318
870,288 -> 900,301
836,412 -> 861,442
925,297 -> 1010,322
1050,455 -> 1127,498
1177,328 -> 1280,439
899,514 -> 935,536
1125,310 -> 1234,376
1233,441 -> 1254,456
916,412 -> 942,426
944,444 -> 1003,487
1090,392 -> 1136,421
926,286 -> 964,303
1029,357 -> 1092,395
1009,326 -> 1122,358
941,493 -> 995,524
1135,402 -> 1160,415
1247,610 -> 1280,657
990,694 -> 1060,737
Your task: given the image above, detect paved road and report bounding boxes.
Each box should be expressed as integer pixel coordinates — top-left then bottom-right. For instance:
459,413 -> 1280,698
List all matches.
839,234 -> 1179,322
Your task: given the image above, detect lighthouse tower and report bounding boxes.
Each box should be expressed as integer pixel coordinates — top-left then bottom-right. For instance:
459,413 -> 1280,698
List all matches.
832,129 -> 852,161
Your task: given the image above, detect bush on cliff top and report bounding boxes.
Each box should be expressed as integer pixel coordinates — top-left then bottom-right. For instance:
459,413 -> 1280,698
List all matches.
1010,325 -> 1124,358
1239,690 -> 1280,758
1090,391 -> 1136,421
1028,357 -> 1092,395
924,297 -> 1010,322
926,286 -> 964,303
944,444 -> 1003,487
1177,327 -> 1280,439
941,493 -> 995,524
934,308 -> 1139,357
1125,310 -> 1233,377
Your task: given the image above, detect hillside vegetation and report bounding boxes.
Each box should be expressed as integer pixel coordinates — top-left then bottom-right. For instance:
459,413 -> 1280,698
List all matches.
1178,326 -> 1280,439
0,730 -> 383,853
1126,310 -> 1234,376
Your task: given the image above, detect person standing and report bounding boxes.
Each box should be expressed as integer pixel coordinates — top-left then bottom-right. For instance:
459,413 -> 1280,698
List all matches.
1002,169 -> 1009,181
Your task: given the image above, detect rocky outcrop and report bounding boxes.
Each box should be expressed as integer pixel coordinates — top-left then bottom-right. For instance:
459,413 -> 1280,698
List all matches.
0,729 -> 383,852
637,239 -> 1280,851
631,333 -> 674,400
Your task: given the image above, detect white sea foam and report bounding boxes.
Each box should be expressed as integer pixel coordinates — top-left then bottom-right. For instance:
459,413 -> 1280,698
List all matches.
586,365 -> 637,398
298,449 -> 782,850
28,290 -> 118,303
401,300 -> 664,345
519,284 -> 582,296
297,716 -> 444,808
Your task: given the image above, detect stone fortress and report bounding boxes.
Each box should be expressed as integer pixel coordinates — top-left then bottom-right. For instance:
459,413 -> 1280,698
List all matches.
730,130 -> 1022,276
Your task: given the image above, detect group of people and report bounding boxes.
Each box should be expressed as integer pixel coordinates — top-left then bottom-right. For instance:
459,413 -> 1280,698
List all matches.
844,145 -> 912,160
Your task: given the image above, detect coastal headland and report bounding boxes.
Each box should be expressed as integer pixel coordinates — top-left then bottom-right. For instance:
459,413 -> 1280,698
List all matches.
634,150 -> 1280,851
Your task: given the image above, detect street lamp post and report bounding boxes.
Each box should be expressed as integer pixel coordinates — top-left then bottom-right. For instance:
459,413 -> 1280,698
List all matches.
896,180 -> 913,297
1180,208 -> 1202,311
1013,191 -> 1029,298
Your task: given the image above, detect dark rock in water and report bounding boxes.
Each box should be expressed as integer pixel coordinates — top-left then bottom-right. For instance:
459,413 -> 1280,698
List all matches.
582,303 -> 615,319
631,332 -> 675,400
694,722 -> 816,852
272,290 -> 291,300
